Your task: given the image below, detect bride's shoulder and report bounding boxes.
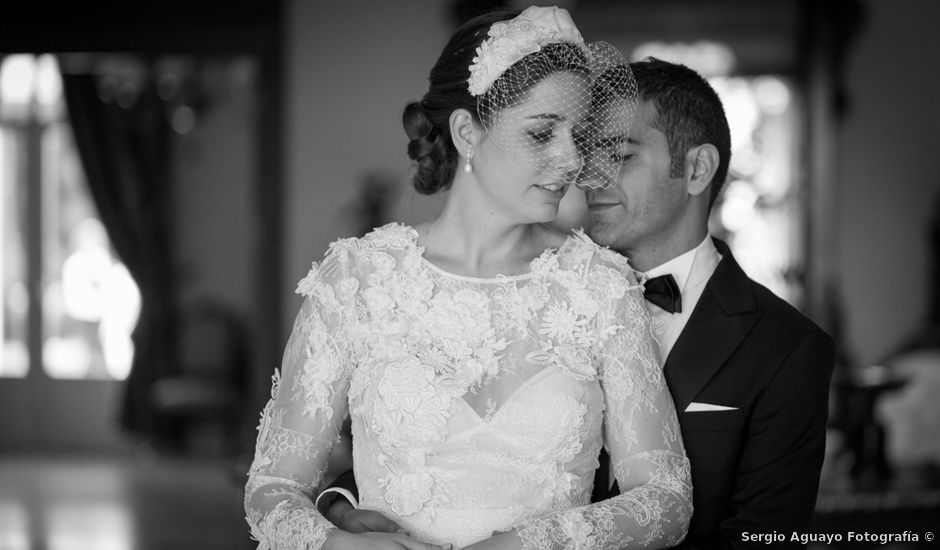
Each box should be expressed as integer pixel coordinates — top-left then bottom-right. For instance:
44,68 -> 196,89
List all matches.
296,223 -> 418,297
360,222 -> 420,251
559,229 -> 636,278
325,223 -> 419,261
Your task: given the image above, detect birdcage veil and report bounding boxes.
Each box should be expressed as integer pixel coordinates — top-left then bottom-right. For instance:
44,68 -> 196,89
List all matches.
467,7 -> 637,189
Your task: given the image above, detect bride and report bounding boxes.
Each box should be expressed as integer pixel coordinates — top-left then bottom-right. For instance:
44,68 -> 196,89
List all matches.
244,6 -> 691,550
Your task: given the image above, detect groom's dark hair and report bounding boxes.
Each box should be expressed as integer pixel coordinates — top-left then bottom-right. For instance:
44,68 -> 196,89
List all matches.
630,57 -> 731,208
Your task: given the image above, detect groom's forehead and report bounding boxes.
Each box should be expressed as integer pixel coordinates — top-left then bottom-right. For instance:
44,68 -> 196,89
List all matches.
595,98 -> 634,128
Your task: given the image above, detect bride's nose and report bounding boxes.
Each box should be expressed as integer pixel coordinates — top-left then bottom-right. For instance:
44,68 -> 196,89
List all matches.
551,132 -> 584,183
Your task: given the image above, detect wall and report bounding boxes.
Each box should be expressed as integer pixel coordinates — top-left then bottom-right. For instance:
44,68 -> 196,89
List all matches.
283,1 -> 450,332
174,62 -> 256,319
837,0 -> 940,365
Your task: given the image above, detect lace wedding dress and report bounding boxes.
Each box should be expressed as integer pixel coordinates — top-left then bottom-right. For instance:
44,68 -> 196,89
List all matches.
245,223 -> 691,550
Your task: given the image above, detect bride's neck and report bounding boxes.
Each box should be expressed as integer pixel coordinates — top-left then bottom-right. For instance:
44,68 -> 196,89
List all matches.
418,197 -> 542,278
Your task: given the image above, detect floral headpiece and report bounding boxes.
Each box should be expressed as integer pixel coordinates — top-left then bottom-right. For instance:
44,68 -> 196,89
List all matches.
467,6 -> 586,97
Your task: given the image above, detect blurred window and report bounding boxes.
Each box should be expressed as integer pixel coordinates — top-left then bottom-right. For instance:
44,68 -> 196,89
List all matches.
0,54 -> 139,380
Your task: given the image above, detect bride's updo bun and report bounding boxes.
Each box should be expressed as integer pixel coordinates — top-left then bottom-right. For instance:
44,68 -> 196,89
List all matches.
402,9 -> 518,195
403,101 -> 450,195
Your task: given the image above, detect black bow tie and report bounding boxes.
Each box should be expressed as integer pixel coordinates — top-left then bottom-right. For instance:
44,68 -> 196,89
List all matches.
643,274 -> 682,314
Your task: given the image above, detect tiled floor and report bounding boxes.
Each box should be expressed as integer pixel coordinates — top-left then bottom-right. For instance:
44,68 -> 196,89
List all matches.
0,453 -> 254,550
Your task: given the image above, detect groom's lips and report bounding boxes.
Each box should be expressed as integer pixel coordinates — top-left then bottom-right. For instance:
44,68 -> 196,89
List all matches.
587,202 -> 620,210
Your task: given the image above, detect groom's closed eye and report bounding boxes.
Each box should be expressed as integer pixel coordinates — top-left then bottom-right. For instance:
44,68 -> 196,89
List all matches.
608,152 -> 632,164
593,135 -> 628,150
589,136 -> 629,162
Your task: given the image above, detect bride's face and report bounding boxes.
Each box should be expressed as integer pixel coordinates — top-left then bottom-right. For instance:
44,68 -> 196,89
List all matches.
471,71 -> 591,224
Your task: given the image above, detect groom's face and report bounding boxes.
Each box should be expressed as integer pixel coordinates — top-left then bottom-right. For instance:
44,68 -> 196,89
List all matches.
584,99 -> 689,258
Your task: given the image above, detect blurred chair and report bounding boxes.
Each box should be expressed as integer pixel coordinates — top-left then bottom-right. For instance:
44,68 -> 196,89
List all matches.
150,298 -> 249,457
816,358 -> 940,540
877,348 -> 940,468
834,364 -> 907,485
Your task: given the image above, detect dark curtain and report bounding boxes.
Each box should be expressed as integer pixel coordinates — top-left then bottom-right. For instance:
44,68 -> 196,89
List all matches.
61,71 -> 176,443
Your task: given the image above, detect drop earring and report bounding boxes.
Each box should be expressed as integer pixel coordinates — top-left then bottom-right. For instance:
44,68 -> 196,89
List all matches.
464,147 -> 473,174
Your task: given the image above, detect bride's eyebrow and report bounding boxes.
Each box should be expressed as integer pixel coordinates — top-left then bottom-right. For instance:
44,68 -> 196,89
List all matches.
525,113 -> 565,121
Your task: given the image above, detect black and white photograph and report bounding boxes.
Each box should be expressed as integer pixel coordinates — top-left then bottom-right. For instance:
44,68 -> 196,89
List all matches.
0,1 -> 938,549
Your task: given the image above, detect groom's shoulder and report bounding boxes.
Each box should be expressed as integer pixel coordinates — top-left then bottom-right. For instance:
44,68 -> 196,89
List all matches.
737,276 -> 835,394
711,239 -> 824,340
742,272 -> 830,343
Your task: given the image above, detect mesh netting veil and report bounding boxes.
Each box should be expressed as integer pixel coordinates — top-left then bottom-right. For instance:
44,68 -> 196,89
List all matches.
474,35 -> 637,190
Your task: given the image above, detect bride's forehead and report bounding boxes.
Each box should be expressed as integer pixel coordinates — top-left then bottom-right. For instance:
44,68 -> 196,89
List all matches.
497,74 -> 591,119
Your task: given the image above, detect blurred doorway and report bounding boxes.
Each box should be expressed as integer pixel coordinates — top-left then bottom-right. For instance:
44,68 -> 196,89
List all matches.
0,2 -> 284,455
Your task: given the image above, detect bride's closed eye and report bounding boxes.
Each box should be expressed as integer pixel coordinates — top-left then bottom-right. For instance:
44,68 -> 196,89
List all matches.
526,126 -> 556,145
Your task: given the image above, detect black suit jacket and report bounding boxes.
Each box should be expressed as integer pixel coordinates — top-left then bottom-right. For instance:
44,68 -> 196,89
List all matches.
596,239 -> 834,549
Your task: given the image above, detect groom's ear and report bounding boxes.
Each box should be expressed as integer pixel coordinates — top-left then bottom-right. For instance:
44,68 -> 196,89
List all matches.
685,144 -> 719,198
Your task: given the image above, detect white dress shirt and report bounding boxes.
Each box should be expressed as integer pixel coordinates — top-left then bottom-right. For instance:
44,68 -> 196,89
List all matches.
639,236 -> 722,364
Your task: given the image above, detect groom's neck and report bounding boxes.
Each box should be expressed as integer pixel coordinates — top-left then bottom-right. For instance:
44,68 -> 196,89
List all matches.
622,230 -> 708,273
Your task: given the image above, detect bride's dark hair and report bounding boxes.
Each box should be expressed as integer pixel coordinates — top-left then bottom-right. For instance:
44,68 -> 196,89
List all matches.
403,10 -> 516,195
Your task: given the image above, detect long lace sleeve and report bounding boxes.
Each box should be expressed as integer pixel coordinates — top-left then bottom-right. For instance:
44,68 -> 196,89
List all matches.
516,253 -> 692,549
245,245 -> 359,549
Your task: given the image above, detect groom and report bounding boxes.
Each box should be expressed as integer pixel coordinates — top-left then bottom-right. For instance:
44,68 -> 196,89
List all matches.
320,58 -> 835,548
582,57 -> 834,548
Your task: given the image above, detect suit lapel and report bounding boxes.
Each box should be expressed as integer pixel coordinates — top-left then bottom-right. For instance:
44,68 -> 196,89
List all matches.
663,239 -> 762,412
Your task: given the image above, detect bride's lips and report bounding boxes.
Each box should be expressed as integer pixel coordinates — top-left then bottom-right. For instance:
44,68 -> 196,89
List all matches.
535,182 -> 569,196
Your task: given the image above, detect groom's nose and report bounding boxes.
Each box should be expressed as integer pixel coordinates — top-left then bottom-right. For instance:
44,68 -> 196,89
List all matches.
576,161 -> 610,190
575,150 -> 616,190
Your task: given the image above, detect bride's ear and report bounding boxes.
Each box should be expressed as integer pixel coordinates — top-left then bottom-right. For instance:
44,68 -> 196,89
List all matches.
449,108 -> 479,158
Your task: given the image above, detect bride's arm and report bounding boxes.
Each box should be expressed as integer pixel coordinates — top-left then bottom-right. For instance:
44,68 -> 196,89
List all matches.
243,248 -> 358,549
504,258 -> 692,550
245,297 -> 346,550
245,250 -> 450,550
584,279 -> 692,547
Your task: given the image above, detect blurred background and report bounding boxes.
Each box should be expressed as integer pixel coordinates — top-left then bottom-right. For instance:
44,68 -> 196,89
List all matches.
0,0 -> 938,548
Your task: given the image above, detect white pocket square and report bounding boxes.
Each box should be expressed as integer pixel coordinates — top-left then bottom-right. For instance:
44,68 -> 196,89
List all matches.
685,402 -> 738,412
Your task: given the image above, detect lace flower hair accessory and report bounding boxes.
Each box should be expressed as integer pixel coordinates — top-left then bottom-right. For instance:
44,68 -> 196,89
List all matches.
468,6 -> 585,97
468,6 -> 638,189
